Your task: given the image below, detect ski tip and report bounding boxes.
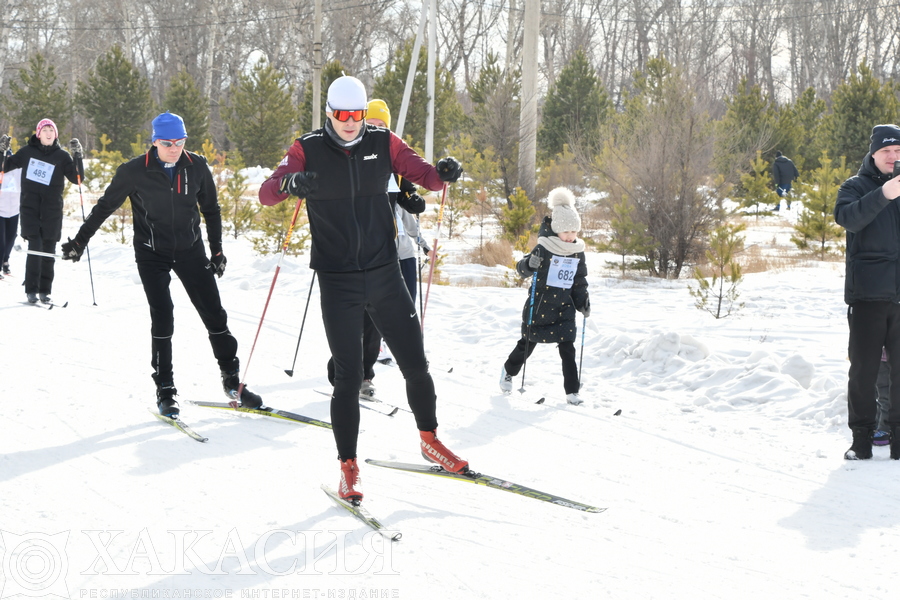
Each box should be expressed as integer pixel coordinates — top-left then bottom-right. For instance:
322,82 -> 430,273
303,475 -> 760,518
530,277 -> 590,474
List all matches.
61,301 -> 69,308
447,367 -> 453,373
614,409 -> 622,416
535,397 -> 545,404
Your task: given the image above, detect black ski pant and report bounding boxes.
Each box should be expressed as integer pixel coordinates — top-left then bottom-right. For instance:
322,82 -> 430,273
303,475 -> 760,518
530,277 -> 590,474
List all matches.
504,337 -> 580,394
23,237 -> 56,295
0,214 -> 17,265
846,301 -> 900,430
318,261 -> 437,460
136,245 -> 238,387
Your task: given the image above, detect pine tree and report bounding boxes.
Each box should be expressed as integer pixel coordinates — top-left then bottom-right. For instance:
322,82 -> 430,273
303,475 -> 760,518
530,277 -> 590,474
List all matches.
372,38 -> 464,154
599,199 -> 655,275
75,45 -> 153,156
252,199 -> 310,256
715,78 -> 778,180
538,49 -> 612,159
442,134 -> 495,238
739,151 -> 780,217
162,69 -> 210,151
823,61 -> 900,168
224,57 -> 297,169
6,53 -> 70,143
499,187 -> 537,252
467,52 -> 521,201
85,134 -> 130,243
773,87 -> 826,172
689,223 -> 746,319
790,153 -> 848,259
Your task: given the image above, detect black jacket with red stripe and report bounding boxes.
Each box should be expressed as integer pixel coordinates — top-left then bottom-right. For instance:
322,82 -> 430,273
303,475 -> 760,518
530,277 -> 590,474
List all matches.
75,148 -> 222,258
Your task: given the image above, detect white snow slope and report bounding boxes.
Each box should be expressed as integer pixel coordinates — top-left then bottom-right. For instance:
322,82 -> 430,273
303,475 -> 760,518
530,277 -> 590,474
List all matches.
1,208 -> 897,600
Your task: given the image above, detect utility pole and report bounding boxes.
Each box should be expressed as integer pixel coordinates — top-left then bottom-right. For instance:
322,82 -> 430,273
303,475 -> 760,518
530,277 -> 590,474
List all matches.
425,0 -> 437,162
312,0 -> 323,130
517,0 -> 540,201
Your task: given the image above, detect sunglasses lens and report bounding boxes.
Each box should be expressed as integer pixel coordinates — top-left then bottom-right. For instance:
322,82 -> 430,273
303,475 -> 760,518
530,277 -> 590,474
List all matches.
159,139 -> 186,147
333,109 -> 366,122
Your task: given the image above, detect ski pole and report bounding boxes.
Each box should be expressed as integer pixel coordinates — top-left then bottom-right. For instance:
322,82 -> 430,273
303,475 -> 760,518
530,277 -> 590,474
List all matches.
26,250 -> 62,258
421,183 -> 448,333
578,313 -> 586,390
75,161 -> 97,305
519,270 -> 539,393
284,270 -> 317,377
236,196 -> 305,405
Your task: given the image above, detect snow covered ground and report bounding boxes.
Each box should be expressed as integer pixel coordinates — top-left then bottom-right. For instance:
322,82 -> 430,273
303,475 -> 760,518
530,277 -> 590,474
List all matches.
1,200 -> 896,600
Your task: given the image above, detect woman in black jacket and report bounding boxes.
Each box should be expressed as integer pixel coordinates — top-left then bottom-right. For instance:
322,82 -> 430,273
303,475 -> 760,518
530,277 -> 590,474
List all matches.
0,119 -> 80,304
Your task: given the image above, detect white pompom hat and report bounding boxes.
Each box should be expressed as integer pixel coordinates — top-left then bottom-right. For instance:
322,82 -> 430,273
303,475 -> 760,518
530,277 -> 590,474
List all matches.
548,187 -> 581,233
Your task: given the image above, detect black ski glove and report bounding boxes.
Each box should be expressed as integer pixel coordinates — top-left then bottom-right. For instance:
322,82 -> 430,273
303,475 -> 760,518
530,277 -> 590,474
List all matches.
68,138 -> 83,159
279,171 -> 318,197
206,252 -> 227,278
435,156 -> 463,183
397,191 -> 426,214
418,237 -> 432,254
0,135 -> 9,154
61,237 -> 85,262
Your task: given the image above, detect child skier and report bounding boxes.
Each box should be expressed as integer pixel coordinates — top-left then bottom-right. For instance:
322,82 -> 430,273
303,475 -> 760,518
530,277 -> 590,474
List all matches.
499,187 -> 590,405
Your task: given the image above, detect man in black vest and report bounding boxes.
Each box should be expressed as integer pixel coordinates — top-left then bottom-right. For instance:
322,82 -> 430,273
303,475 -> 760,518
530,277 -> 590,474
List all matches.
259,76 -> 466,502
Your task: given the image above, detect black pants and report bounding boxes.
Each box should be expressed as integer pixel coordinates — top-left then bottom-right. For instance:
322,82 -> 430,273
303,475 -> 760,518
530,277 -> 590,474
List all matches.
0,214 -> 17,264
136,245 -> 238,386
24,237 -> 56,294
504,337 -> 580,394
326,257 -> 418,384
847,302 -> 900,430
319,261 -> 436,459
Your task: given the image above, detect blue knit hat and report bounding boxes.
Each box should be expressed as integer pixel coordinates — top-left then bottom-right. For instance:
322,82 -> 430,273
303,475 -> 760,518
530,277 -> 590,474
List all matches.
151,112 -> 187,141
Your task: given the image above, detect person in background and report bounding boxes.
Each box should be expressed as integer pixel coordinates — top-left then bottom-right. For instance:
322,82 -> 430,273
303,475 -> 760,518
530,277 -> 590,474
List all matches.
499,187 -> 590,405
0,155 -> 19,278
874,349 -> 891,446
259,76 -> 464,504
834,123 -> 900,460
60,112 -> 263,418
772,150 -> 800,211
0,120 -> 81,303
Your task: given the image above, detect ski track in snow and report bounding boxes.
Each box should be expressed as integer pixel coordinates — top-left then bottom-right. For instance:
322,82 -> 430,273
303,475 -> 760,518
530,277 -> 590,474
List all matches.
1,207 -> 899,599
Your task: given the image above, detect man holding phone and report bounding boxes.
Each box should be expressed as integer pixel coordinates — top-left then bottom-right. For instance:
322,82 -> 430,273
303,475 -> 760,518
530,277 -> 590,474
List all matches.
835,124 -> 900,460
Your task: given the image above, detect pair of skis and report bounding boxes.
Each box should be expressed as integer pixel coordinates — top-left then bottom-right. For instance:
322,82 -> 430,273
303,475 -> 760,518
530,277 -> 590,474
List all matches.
323,459 -> 605,540
149,399 -> 333,443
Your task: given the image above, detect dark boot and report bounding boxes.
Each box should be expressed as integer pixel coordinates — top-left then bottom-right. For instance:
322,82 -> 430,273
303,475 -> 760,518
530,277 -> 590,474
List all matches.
891,427 -> 900,460
156,382 -> 179,417
221,364 -> 263,409
844,427 -> 873,460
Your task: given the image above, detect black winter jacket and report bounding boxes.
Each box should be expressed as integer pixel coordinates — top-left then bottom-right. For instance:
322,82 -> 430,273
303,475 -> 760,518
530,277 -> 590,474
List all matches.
834,153 -> 900,304
4,135 -> 81,240
516,217 -> 589,343
772,155 -> 799,186
75,149 -> 222,258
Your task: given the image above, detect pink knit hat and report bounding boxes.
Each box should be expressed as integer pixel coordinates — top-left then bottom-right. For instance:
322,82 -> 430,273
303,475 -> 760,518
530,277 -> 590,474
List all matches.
36,119 -> 58,139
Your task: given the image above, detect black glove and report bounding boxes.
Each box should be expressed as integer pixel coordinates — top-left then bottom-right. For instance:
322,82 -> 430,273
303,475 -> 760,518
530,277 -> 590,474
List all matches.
436,156 -> 463,183
279,171 -> 318,197
0,135 -> 9,154
61,237 -> 85,262
206,252 -> 227,278
398,191 -> 426,214
418,237 -> 432,254
69,138 -> 83,158
528,248 -> 542,270
578,299 -> 591,319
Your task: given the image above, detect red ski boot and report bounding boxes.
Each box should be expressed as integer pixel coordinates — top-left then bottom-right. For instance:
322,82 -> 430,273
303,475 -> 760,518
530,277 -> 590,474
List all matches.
420,429 -> 469,473
339,458 -> 363,503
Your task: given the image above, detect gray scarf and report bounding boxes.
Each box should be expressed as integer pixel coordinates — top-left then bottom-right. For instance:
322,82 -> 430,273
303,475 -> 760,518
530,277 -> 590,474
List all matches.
537,235 -> 585,256
325,120 -> 364,148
